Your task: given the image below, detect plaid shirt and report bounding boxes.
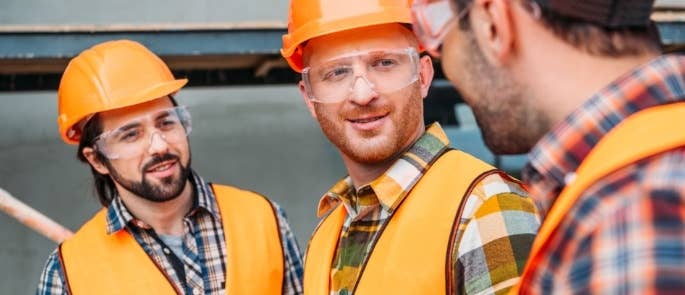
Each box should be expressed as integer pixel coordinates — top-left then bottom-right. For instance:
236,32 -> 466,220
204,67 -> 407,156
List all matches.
37,171 -> 304,295
522,54 -> 685,293
318,123 -> 540,295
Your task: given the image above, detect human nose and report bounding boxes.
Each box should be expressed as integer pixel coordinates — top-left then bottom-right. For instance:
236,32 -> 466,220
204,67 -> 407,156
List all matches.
348,74 -> 378,105
147,131 -> 169,155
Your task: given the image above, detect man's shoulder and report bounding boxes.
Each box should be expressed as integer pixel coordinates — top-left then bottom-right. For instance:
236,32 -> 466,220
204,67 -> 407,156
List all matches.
580,147 -> 685,214
461,171 -> 535,219
210,183 -> 272,201
209,183 -> 285,216
37,248 -> 67,295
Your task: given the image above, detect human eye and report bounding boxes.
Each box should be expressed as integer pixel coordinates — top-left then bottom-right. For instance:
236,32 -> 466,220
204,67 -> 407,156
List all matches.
116,128 -> 142,143
321,66 -> 351,82
158,116 -> 181,130
373,58 -> 399,68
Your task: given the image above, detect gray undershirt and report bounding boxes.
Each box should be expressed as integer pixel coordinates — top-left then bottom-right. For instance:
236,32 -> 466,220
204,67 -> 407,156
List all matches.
158,233 -> 184,259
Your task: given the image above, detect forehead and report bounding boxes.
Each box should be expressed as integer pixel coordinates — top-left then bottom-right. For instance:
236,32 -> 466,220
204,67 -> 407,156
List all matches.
303,23 -> 417,65
99,96 -> 174,130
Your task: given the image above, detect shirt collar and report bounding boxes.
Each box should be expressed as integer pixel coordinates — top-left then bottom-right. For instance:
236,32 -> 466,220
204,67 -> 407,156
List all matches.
317,122 -> 451,217
105,170 -> 221,234
524,54 -> 685,215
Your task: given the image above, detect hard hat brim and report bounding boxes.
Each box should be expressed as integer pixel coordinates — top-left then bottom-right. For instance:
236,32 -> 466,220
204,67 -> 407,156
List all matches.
61,78 -> 188,145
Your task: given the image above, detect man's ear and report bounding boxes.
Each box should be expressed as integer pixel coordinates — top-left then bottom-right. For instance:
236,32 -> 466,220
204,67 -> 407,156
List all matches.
82,147 -> 110,175
418,55 -> 435,99
471,0 -> 516,65
299,80 -> 318,119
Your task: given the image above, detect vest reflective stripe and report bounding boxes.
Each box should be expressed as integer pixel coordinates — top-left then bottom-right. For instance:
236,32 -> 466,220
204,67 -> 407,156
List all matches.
60,184 -> 284,295
304,150 -> 497,294
514,102 -> 685,294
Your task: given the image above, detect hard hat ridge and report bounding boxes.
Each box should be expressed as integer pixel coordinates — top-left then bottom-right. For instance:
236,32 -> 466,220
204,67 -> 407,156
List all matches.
57,40 -> 187,145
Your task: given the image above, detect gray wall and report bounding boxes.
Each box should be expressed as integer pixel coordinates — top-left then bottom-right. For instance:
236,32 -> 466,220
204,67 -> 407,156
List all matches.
1,0 -> 679,26
1,0 -> 289,26
0,84 -> 528,294
0,85 -> 345,294
0,84 -> 529,294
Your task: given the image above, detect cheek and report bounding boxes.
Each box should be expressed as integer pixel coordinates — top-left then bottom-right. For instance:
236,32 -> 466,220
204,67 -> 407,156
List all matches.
440,48 -> 460,83
440,30 -> 467,82
107,159 -> 141,179
312,103 -> 341,123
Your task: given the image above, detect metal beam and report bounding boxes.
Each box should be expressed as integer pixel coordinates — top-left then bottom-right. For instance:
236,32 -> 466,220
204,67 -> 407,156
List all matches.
1,19 -> 684,62
0,29 -> 284,60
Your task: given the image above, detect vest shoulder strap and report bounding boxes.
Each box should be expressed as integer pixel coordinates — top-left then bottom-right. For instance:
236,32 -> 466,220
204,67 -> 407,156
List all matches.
305,149 -> 499,294
60,184 -> 285,295
211,184 -> 285,295
516,102 -> 685,293
60,209 -> 179,294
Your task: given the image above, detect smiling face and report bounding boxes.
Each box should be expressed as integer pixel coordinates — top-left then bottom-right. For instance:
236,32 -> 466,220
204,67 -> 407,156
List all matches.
83,97 -> 192,203
300,23 -> 434,165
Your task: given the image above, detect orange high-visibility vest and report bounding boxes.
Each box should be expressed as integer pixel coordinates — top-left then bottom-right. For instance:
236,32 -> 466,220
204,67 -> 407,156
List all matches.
304,150 -> 500,294
59,184 -> 284,295
513,102 -> 685,294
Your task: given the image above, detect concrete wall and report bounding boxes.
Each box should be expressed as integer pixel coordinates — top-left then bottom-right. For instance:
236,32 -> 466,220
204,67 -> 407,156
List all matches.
1,0 -> 679,26
0,85 -> 345,294
0,84 -> 526,293
1,0 -> 288,26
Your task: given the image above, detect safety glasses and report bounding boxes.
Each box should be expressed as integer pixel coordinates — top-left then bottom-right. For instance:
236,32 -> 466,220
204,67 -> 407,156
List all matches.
302,47 -> 420,103
411,0 -> 471,57
93,106 -> 192,160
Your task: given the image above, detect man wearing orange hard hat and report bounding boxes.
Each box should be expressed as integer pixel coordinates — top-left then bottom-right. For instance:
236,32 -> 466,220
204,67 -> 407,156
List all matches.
282,0 -> 539,293
37,40 -> 303,295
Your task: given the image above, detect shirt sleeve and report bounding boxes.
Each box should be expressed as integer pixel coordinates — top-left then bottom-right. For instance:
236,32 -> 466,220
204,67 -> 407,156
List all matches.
451,173 -> 540,295
36,249 -> 68,295
272,202 -> 305,295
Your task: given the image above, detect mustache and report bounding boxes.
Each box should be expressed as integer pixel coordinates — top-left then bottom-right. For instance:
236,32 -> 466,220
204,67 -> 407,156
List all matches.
142,153 -> 180,171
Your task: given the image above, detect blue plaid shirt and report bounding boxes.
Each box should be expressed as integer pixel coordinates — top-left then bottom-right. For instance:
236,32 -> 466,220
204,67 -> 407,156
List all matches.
37,171 -> 304,294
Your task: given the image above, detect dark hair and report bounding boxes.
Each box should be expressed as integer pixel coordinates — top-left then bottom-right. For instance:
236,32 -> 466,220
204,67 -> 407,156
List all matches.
76,96 -> 180,207
454,0 -> 661,57
77,114 -> 116,207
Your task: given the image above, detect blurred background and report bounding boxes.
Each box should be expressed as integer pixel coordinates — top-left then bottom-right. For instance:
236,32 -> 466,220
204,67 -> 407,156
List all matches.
1,0 -> 684,293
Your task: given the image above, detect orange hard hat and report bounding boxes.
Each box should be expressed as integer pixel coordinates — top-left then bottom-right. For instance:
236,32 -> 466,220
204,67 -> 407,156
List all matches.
57,40 -> 187,144
281,0 -> 413,73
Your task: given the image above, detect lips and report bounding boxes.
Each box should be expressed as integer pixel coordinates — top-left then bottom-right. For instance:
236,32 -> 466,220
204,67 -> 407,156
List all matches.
144,158 -> 179,179
346,113 -> 389,131
147,160 -> 175,172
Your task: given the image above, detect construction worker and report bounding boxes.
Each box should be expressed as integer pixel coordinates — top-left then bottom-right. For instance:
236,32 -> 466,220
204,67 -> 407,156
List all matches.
412,0 -> 685,293
281,0 -> 540,294
36,40 -> 303,295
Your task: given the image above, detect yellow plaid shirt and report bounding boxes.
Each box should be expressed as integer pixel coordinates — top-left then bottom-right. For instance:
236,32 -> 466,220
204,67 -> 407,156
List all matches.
317,123 -> 540,294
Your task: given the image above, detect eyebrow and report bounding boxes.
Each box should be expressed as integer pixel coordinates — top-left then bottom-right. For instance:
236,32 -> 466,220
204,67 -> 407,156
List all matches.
116,121 -> 142,132
154,110 -> 174,121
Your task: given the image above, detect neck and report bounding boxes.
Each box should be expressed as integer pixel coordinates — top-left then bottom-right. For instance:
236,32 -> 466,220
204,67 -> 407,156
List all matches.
117,181 -> 193,236
342,155 -> 395,190
342,126 -> 424,189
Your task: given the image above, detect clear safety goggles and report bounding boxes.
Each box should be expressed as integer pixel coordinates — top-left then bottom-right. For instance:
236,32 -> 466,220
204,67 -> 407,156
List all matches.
93,106 -> 192,160
302,47 -> 420,103
412,0 -> 541,57
411,0 -> 471,57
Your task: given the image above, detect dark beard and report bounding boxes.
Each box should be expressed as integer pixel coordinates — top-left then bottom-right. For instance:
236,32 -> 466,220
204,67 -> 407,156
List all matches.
107,154 -> 192,203
460,32 -> 549,155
